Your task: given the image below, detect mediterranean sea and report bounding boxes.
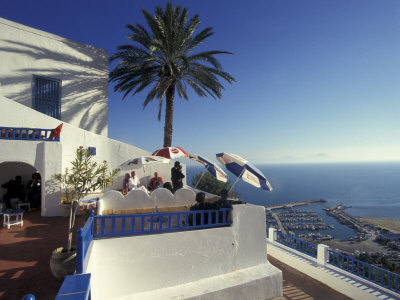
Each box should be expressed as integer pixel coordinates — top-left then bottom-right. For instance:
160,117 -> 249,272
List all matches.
186,162 -> 400,241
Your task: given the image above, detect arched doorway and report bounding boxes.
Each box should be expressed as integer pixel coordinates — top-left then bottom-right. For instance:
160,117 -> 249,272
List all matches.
0,161 -> 40,209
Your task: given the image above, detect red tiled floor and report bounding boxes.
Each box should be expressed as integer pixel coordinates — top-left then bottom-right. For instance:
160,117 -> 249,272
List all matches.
0,210 -> 84,300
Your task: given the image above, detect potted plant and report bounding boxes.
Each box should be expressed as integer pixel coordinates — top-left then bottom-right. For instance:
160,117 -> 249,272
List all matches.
50,146 -> 118,280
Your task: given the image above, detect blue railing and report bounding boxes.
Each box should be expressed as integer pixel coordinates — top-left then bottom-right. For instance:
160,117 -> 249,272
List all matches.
55,273 -> 91,300
328,249 -> 400,294
275,231 -> 318,258
76,211 -> 95,274
75,208 -> 232,274
94,208 -> 233,237
0,126 -> 59,141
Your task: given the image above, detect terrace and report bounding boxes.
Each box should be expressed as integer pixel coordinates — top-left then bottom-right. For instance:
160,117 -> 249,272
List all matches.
1,198 -> 399,299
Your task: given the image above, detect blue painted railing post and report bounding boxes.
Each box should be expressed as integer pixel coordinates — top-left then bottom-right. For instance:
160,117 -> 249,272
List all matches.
90,210 -> 94,236
76,228 -> 84,274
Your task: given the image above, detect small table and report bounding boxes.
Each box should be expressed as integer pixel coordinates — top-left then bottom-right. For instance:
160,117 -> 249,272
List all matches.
3,210 -> 24,229
17,202 -> 31,211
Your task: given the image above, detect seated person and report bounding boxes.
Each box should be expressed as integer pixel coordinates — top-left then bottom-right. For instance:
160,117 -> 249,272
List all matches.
189,192 -> 218,225
150,172 -> 164,190
163,182 -> 174,194
129,171 -> 149,194
209,189 -> 246,208
27,172 -> 41,209
207,189 -> 246,223
129,171 -> 140,190
1,175 -> 25,209
122,173 -> 131,194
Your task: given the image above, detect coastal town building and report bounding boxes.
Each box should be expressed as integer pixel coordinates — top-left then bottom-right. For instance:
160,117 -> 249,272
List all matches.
0,17 -> 177,217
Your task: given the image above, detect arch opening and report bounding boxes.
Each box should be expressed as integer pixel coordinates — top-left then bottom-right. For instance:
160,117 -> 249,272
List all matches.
0,161 -> 41,210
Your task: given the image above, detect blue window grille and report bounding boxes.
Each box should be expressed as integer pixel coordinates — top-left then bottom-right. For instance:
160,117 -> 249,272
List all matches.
32,75 -> 61,119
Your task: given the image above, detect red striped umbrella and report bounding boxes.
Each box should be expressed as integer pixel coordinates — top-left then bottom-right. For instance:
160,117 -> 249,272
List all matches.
152,147 -> 189,159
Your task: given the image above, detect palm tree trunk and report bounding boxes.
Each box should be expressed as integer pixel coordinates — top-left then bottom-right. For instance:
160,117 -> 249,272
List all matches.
163,85 -> 175,147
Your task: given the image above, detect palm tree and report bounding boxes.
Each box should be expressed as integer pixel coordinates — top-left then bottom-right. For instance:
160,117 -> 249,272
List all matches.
109,2 -> 235,147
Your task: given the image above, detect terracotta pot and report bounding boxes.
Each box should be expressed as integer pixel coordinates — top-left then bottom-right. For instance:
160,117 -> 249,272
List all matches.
50,247 -> 76,281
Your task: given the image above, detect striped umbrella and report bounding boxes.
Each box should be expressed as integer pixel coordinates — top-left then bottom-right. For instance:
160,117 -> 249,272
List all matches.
216,152 -> 272,192
189,153 -> 227,187
152,147 -> 189,159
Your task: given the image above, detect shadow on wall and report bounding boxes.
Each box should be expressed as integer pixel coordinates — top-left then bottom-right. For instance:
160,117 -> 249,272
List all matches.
0,39 -> 108,135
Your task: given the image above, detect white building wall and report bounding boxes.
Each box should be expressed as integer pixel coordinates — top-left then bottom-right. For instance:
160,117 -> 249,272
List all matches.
0,17 -> 108,136
86,205 -> 282,300
0,94 -> 152,216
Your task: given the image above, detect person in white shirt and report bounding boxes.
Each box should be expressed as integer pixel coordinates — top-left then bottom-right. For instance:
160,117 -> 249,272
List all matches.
129,171 -> 140,189
128,171 -> 149,194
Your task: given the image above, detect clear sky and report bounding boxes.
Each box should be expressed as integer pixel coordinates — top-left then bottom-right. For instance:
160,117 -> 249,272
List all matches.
1,0 -> 399,164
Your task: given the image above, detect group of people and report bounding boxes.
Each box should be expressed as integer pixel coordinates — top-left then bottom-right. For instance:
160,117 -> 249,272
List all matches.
121,160 -> 186,195
122,171 -> 171,194
189,189 -> 246,225
1,172 -> 41,210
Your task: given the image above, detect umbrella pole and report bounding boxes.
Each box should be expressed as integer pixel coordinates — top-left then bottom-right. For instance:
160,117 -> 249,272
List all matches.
195,171 -> 206,188
143,166 -> 147,188
228,167 -> 246,194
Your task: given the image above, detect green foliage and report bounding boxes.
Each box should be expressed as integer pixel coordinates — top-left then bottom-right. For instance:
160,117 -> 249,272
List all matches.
109,2 -> 235,146
355,252 -> 400,275
54,146 -> 118,204
191,172 -> 240,199
53,146 -> 118,251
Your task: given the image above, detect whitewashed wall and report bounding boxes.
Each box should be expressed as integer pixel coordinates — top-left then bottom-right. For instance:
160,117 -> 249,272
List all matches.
0,94 -> 154,216
0,17 -> 108,136
87,205 -> 282,300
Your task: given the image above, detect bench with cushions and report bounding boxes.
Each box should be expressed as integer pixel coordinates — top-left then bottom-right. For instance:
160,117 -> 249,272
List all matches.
98,187 -> 196,216
96,188 -> 197,234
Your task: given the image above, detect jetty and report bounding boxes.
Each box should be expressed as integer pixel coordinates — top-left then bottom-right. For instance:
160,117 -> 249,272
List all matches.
272,213 -> 287,235
265,199 -> 327,210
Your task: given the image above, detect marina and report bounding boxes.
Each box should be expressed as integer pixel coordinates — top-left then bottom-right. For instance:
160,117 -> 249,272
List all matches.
266,209 -> 334,234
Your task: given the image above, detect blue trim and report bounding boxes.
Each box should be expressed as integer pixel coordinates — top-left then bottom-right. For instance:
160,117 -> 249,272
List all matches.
328,249 -> 400,294
93,208 -> 233,238
55,274 -> 91,300
0,126 -> 60,141
20,295 -> 35,300
88,147 -> 96,156
76,211 -> 94,274
75,208 -> 232,275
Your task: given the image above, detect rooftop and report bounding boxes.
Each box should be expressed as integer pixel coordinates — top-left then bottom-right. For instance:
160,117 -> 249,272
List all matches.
1,210 -> 352,299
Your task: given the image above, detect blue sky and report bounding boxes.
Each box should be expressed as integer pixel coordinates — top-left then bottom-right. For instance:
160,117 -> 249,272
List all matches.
1,0 -> 400,164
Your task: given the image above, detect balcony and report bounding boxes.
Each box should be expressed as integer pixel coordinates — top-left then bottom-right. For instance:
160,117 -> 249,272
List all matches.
0,126 -> 60,141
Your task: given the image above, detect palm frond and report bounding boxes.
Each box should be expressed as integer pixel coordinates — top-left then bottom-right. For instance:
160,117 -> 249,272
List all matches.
109,2 -> 235,144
